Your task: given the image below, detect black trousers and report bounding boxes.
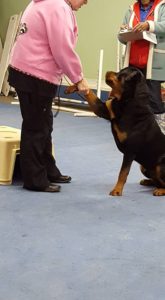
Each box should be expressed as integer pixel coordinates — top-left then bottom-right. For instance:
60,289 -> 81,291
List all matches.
146,79 -> 165,114
16,89 -> 61,190
130,65 -> 165,114
8,67 -> 62,190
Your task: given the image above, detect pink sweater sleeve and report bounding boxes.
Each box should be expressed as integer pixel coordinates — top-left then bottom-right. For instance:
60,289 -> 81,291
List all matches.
45,6 -> 83,83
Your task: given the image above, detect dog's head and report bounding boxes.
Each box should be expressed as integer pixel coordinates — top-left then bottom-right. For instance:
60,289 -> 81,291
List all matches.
105,67 -> 145,100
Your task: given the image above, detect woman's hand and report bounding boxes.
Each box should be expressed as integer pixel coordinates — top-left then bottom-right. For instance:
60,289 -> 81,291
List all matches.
133,21 -> 149,32
76,78 -> 90,95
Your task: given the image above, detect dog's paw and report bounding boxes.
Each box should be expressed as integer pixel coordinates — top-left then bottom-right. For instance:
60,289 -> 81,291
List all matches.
109,189 -> 122,196
140,179 -> 154,186
64,85 -> 78,94
153,188 -> 165,196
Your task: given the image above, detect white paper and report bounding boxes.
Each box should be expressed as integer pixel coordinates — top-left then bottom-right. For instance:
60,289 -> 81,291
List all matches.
118,30 -> 157,44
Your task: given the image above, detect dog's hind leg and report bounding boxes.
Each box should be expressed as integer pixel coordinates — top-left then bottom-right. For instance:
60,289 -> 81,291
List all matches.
140,165 -> 155,186
110,153 -> 134,196
153,188 -> 165,196
140,179 -> 155,186
153,163 -> 165,196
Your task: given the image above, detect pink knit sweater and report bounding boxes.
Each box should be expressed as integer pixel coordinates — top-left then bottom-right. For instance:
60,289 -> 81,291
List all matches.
10,0 -> 83,84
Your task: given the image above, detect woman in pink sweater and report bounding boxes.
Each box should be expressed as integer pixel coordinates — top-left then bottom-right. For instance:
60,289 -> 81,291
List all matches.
9,0 -> 89,192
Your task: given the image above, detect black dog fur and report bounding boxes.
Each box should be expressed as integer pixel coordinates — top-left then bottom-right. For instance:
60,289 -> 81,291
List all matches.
65,67 -> 165,196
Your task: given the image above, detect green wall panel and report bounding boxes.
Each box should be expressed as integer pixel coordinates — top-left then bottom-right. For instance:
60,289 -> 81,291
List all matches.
0,0 -> 131,80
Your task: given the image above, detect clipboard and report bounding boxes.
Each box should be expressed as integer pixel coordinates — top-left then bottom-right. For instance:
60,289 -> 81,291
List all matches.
118,30 -> 157,44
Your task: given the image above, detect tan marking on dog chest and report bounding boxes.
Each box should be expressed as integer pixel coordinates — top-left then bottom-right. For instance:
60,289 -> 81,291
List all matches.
113,124 -> 127,143
105,99 -> 127,143
105,99 -> 115,119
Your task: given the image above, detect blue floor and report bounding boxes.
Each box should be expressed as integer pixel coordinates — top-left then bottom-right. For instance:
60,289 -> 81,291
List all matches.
0,102 -> 165,300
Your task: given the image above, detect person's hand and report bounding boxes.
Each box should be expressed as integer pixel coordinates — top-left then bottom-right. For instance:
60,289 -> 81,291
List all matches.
133,22 -> 149,32
120,24 -> 129,30
76,78 -> 90,95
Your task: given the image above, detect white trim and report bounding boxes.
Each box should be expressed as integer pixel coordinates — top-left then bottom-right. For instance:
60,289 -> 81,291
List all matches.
123,42 -> 131,68
123,10 -> 134,68
129,7 -> 134,29
146,43 -> 154,79
147,20 -> 155,32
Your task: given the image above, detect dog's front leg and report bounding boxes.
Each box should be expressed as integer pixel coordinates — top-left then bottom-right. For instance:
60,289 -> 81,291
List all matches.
110,154 -> 134,196
65,86 -> 110,120
65,85 -> 98,109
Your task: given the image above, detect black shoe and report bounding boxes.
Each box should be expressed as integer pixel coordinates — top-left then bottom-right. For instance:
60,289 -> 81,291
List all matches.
44,184 -> 61,192
24,184 -> 61,192
51,175 -> 72,184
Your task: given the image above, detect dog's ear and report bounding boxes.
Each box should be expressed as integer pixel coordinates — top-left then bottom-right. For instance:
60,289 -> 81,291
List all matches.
64,85 -> 78,94
124,69 -> 142,83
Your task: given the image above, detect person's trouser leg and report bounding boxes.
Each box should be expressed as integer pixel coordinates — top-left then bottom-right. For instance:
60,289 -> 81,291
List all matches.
43,110 -> 61,180
146,79 -> 165,114
16,89 -> 61,190
146,80 -> 165,134
130,65 -> 165,113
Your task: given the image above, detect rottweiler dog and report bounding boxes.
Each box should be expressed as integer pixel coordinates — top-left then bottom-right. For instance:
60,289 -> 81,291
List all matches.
65,67 -> 165,196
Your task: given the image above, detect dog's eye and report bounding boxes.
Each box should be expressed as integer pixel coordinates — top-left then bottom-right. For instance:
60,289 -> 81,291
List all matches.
107,79 -> 113,85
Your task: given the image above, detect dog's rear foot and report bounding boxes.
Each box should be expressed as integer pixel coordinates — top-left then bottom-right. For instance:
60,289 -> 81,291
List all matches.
140,179 -> 154,186
153,188 -> 165,196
